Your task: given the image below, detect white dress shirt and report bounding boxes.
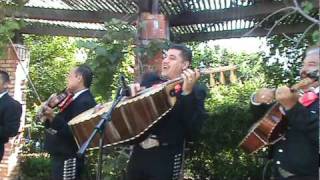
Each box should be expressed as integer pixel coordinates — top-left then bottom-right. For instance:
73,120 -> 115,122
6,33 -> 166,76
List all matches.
72,89 -> 88,100
0,91 -> 8,99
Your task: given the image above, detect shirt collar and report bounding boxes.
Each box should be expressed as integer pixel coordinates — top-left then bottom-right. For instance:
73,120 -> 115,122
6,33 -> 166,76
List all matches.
0,91 -> 8,99
72,89 -> 88,100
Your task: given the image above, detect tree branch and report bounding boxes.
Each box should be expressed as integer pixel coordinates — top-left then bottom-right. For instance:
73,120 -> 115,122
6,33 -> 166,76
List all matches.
293,0 -> 320,25
266,10 -> 296,38
281,33 -> 298,43
242,6 -> 296,37
295,22 -> 317,48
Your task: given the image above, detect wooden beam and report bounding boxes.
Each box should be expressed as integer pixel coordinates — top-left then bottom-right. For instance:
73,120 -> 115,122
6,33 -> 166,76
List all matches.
173,23 -> 316,42
5,6 -> 137,23
19,21 -> 315,41
169,0 -> 319,26
20,24 -> 106,38
6,0 -> 318,27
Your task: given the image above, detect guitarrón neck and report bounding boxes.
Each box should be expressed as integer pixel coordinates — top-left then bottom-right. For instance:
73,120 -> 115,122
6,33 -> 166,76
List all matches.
164,66 -> 237,86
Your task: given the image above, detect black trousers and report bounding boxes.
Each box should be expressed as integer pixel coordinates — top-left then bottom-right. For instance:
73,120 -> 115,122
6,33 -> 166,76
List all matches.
275,177 -> 318,180
51,155 -> 84,180
126,144 -> 184,180
0,143 -> 4,162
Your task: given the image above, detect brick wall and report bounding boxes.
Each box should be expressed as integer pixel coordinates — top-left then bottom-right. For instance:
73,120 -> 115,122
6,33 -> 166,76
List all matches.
0,44 -> 29,179
135,12 -> 169,79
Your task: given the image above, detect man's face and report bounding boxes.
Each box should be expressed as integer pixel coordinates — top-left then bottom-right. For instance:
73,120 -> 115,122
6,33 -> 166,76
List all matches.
66,68 -> 82,93
161,49 -> 189,80
300,53 -> 320,79
0,78 -> 4,93
0,78 -> 7,92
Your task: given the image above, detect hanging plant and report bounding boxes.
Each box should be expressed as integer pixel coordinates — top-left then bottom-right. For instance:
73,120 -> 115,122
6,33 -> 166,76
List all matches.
77,18 -> 171,100
0,0 -> 27,57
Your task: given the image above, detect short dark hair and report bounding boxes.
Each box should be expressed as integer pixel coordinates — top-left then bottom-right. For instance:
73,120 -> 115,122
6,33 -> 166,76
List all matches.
75,64 -> 93,88
169,44 -> 192,63
306,45 -> 320,57
0,70 -> 10,84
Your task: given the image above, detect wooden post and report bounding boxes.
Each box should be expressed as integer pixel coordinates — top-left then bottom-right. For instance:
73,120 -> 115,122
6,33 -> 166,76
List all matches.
209,73 -> 216,87
230,69 -> 237,83
219,71 -> 226,85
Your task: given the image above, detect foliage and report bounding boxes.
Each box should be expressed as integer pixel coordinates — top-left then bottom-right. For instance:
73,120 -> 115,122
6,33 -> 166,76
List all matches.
79,39 -> 135,100
85,147 -> 130,180
19,153 -> 51,180
191,44 -> 264,86
135,39 -> 170,63
20,35 -> 78,179
260,0 -> 319,86
24,35 -> 78,108
186,80 -> 267,179
78,19 -> 169,100
262,32 -> 315,87
77,19 -> 136,100
23,35 -> 77,157
183,45 -> 269,179
0,1 -> 26,57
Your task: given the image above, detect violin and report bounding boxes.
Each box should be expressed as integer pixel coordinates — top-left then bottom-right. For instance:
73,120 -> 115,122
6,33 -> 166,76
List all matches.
239,70 -> 319,154
36,89 -> 73,123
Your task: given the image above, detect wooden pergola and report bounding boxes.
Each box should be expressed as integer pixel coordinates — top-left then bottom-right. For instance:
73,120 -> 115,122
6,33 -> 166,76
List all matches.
0,1 -> 318,178
5,0 -> 319,42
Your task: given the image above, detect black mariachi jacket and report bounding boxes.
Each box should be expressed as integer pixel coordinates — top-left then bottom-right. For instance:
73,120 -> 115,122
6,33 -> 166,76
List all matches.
44,90 -> 96,157
137,73 -> 208,147
251,98 -> 319,176
0,93 -> 22,144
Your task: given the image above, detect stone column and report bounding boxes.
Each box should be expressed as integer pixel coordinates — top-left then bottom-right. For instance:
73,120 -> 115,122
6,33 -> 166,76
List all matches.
135,0 -> 169,79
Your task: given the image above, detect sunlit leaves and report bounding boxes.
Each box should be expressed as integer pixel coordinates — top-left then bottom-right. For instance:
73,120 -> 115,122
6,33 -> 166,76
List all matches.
0,0 -> 27,57
301,1 -> 314,14
25,35 -> 77,108
263,34 -> 312,86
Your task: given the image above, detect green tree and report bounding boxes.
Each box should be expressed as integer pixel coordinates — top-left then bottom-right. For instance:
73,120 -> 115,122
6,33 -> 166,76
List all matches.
22,35 -> 77,154
25,35 -> 77,108
262,34 -> 313,87
78,19 -> 136,101
184,45 -> 268,179
20,35 -> 77,179
0,1 -> 26,57
186,80 -> 267,179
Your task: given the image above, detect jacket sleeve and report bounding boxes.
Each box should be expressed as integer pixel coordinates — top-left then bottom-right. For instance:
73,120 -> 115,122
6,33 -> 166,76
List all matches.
178,85 -> 208,140
285,102 -> 318,145
49,100 -> 96,139
0,101 -> 22,138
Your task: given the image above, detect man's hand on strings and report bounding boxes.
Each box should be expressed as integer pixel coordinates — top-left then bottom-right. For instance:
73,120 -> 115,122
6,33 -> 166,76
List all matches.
43,105 -> 55,122
129,83 -> 145,97
181,69 -> 200,95
275,86 -> 299,110
254,88 -> 275,104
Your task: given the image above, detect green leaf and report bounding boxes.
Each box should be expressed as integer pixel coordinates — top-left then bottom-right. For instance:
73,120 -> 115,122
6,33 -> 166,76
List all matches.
312,30 -> 320,45
301,1 -> 314,14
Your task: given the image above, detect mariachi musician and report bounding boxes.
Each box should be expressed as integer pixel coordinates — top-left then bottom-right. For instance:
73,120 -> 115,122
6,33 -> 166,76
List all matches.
41,65 -> 96,180
251,46 -> 319,180
0,70 -> 22,162
125,44 -> 208,180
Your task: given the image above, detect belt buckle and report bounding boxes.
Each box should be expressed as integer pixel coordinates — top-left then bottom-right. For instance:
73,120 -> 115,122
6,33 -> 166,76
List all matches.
139,135 -> 159,149
278,167 -> 295,178
46,128 -> 57,135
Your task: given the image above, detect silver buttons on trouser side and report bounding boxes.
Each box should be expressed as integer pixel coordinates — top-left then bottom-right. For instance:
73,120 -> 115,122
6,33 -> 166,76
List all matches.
63,158 -> 76,180
172,153 -> 183,180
